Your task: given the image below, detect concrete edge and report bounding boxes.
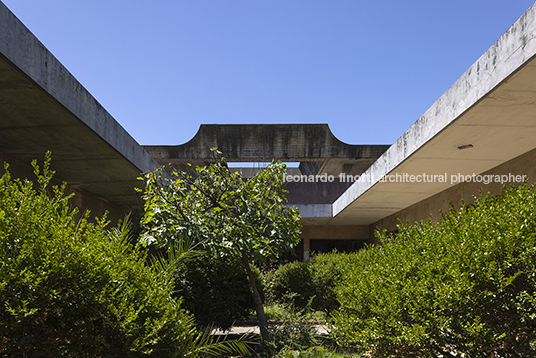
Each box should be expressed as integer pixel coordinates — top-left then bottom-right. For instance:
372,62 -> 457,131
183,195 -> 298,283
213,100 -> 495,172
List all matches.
332,2 -> 536,217
0,1 -> 160,174
292,204 -> 333,218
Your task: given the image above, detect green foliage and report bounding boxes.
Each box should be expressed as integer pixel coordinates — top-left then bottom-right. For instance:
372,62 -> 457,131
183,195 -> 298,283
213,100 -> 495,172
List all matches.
275,346 -> 328,358
265,256 -> 341,312
275,346 -> 364,358
263,303 -> 327,322
139,149 -> 302,338
264,303 -> 292,321
331,184 -> 536,357
275,347 -> 363,358
262,301 -> 325,357
139,150 -> 302,262
182,324 -> 254,358
0,154 -> 253,357
173,254 -> 264,330
0,154 -> 193,357
265,261 -> 312,309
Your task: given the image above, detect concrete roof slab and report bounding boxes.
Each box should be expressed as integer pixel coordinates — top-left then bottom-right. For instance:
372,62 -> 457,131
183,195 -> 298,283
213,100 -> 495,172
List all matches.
327,3 -> 536,225
0,2 -> 160,209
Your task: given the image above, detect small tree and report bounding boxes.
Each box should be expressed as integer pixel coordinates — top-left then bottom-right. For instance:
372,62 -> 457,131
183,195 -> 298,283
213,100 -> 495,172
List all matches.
139,150 -> 302,339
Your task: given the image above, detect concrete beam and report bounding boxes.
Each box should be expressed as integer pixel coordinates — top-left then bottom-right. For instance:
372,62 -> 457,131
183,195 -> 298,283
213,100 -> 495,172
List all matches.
294,204 -> 332,219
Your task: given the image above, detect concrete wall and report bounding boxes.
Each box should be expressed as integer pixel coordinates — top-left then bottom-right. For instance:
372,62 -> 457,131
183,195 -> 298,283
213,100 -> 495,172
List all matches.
301,225 -> 370,240
284,180 -> 352,205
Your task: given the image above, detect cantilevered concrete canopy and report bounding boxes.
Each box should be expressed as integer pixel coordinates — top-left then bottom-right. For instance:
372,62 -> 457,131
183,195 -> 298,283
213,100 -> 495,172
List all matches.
0,2 -> 159,213
144,124 -> 390,176
303,2 -> 536,227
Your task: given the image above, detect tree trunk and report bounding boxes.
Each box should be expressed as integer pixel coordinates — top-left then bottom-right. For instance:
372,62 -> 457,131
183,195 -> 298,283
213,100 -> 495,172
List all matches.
240,252 -> 270,340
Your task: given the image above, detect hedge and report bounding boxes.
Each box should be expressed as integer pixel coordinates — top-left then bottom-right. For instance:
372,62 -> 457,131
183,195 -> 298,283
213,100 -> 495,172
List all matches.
331,184 -> 536,357
0,156 -> 194,357
265,255 -> 341,313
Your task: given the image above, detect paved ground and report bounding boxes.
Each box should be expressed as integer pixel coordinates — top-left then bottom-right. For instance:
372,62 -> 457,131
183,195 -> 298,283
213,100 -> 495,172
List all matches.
213,324 -> 329,336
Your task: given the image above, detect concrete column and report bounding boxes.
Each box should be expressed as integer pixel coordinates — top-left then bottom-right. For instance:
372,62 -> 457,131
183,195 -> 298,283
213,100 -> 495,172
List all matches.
342,163 -> 353,175
303,237 -> 310,261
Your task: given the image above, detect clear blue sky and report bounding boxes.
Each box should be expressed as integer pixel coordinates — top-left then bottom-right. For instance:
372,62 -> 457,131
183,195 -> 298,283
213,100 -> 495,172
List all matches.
3,1 -> 535,146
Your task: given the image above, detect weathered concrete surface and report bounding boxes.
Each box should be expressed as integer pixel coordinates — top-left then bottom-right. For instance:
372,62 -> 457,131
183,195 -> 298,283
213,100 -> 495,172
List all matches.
231,167 -> 301,179
293,204 -> 332,219
300,225 -> 370,258
0,2 -> 160,212
144,124 -> 390,176
323,2 -> 536,226
301,225 -> 369,240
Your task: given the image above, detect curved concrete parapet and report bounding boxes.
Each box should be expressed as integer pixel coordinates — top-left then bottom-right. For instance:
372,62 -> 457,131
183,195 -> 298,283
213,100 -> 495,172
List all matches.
144,124 -> 391,176
145,124 -> 389,161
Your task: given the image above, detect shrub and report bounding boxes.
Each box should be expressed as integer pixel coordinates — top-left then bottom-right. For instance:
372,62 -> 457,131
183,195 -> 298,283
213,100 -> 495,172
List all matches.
265,261 -> 313,308
331,185 -> 536,357
308,253 -> 345,312
262,301 -> 325,357
0,156 -> 195,357
173,254 -> 264,330
265,257 -> 341,313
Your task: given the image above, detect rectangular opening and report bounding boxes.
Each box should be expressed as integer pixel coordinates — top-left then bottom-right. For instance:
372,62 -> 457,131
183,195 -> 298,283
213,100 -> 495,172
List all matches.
227,162 -> 300,168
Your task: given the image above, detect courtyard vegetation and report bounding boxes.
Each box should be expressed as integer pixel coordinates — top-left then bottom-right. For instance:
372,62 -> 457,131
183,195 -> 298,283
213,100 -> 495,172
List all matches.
2,152 -> 536,357
139,149 -> 302,339
0,153 -> 250,357
330,184 -> 536,357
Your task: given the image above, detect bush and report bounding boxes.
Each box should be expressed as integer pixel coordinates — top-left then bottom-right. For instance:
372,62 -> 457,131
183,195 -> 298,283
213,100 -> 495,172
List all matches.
262,301 -> 325,357
173,254 -> 263,330
265,256 -> 341,313
265,261 -> 312,308
331,184 -> 536,357
308,253 -> 345,312
0,156 -> 195,357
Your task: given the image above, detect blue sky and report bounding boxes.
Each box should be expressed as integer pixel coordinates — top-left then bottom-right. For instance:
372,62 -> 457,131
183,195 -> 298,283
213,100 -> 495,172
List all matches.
3,1 -> 535,146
